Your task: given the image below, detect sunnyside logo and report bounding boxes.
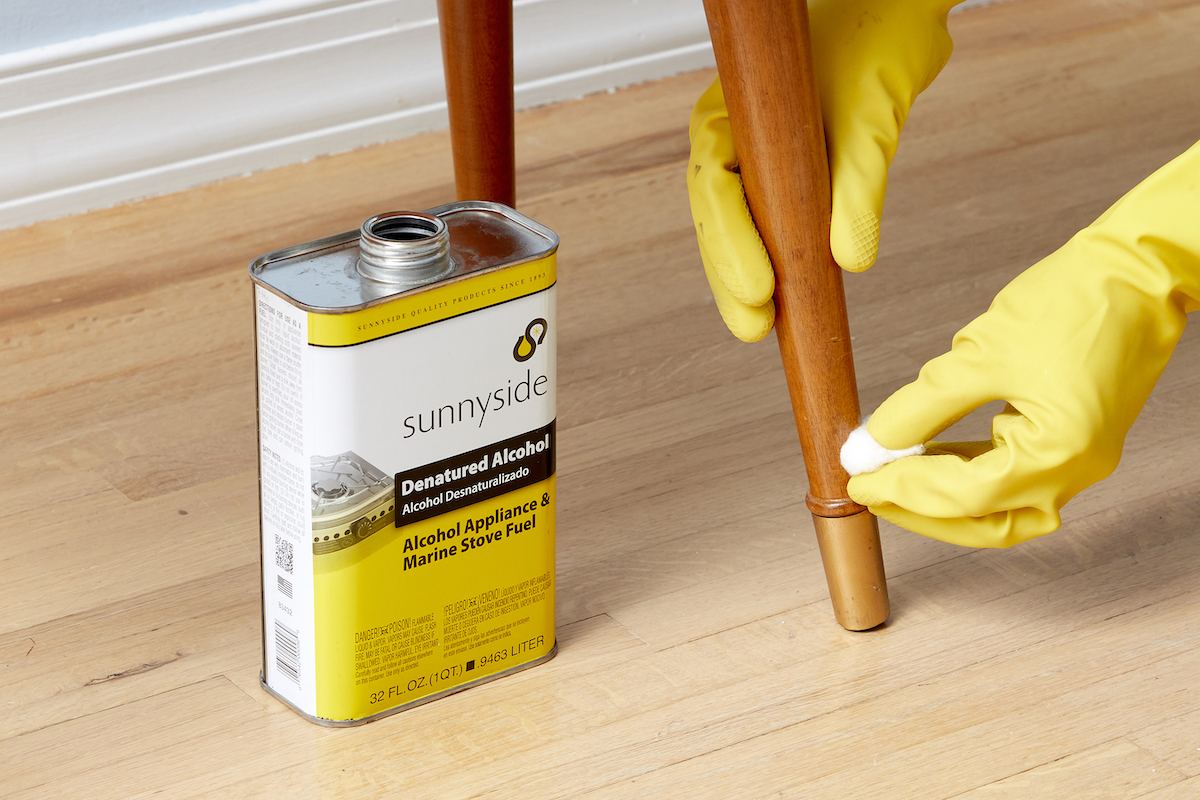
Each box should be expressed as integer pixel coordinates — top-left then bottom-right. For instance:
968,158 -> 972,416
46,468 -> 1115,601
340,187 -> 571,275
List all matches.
398,317 -> 551,441
513,318 -> 548,362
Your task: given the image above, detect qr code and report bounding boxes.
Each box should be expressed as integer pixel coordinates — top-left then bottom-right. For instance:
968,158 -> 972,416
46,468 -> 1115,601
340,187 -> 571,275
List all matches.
275,534 -> 294,574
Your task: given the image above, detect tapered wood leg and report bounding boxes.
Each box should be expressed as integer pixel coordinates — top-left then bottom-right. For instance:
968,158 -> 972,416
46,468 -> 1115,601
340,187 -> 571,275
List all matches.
436,0 -> 516,206
701,0 -> 889,629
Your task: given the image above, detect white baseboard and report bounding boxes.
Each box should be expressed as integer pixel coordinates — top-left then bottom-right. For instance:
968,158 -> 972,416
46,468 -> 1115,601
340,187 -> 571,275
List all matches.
0,0 -> 715,230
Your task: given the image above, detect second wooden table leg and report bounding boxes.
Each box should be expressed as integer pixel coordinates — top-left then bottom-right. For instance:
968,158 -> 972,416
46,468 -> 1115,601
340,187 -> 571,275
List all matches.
437,0 -> 516,206
701,0 -> 889,630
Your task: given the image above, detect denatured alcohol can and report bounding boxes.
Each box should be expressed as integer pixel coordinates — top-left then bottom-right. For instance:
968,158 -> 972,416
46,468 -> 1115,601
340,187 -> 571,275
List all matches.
251,202 -> 558,725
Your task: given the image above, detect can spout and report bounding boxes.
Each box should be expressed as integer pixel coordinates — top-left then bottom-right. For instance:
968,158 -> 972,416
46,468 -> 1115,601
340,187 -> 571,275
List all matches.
357,211 -> 453,285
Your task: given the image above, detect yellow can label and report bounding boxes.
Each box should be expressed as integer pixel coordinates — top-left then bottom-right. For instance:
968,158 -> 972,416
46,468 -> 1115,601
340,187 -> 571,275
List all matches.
314,476 -> 555,719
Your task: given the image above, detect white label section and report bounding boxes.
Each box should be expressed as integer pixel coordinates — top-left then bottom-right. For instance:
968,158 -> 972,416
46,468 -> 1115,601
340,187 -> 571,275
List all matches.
256,286 -> 316,715
305,287 -> 556,477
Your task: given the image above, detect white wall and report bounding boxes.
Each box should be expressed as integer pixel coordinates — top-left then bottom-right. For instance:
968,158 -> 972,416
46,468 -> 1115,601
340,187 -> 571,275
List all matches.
0,0 -> 1003,231
0,0 -> 250,53
0,0 -> 715,230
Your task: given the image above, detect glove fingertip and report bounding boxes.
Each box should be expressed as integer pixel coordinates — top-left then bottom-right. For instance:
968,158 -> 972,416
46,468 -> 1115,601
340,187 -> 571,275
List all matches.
729,300 -> 775,343
830,209 -> 880,273
704,250 -> 775,342
847,471 -> 893,512
711,255 -> 775,308
696,194 -> 775,308
846,473 -> 875,508
864,402 -> 929,452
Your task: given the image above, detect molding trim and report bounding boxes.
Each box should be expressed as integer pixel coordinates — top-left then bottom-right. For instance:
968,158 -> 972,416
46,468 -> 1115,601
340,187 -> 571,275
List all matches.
0,0 -> 715,230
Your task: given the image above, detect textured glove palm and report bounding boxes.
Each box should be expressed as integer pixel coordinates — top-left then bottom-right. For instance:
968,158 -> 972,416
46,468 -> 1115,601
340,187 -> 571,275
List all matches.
687,0 -> 958,341
848,142 -> 1200,547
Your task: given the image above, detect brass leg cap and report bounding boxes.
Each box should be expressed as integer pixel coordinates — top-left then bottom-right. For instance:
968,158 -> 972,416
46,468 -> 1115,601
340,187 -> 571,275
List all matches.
812,511 -> 890,631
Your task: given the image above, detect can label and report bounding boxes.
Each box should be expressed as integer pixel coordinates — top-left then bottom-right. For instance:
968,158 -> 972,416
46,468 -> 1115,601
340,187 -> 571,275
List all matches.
256,246 -> 556,724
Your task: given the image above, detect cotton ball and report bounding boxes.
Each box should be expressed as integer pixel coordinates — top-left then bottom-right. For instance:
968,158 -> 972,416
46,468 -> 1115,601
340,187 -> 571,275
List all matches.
840,421 -> 925,476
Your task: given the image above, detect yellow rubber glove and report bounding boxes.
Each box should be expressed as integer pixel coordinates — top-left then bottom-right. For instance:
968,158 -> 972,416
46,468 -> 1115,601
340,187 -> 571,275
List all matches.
687,0 -> 959,342
847,141 -> 1200,548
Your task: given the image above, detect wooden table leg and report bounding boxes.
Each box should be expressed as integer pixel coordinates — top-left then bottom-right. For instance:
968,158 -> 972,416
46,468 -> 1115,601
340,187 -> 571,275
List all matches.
436,0 -> 516,206
701,0 -> 890,630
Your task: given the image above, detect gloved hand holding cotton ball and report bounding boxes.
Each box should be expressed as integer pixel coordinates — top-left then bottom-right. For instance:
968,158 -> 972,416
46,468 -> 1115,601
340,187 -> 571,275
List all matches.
840,141 -> 1200,548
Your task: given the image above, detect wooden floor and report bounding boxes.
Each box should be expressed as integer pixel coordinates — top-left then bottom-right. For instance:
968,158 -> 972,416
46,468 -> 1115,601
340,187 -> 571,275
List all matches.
4,0 -> 1200,796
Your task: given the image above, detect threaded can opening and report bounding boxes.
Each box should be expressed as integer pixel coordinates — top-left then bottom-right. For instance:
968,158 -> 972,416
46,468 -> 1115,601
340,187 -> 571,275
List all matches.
370,215 -> 440,242
357,211 -> 452,285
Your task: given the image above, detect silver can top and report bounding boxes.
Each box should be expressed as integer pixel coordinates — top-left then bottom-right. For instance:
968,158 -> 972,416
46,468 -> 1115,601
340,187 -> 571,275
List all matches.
249,201 -> 558,314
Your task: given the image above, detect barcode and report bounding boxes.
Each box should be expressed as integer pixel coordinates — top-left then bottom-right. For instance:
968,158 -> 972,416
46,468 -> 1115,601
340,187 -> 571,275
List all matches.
275,534 -> 294,574
277,574 -> 293,599
274,620 -> 301,685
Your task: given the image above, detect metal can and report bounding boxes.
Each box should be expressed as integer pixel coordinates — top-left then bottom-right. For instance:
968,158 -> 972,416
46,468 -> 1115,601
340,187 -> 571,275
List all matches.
251,202 -> 558,725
